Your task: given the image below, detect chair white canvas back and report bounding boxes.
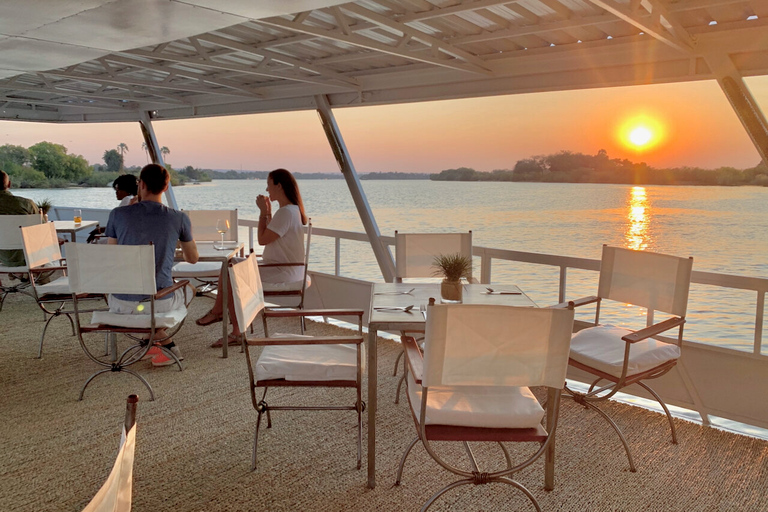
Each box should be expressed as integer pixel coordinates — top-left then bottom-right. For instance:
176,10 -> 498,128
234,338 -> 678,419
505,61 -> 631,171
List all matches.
0,213 -> 43,250
182,209 -> 238,242
598,245 -> 693,317
395,232 -> 472,280
67,243 -> 157,295
81,424 -> 136,512
229,253 -> 266,334
423,304 -> 574,389
20,222 -> 62,268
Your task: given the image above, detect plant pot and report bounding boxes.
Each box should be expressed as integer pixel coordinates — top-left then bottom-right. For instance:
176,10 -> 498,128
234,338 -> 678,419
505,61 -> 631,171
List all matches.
440,280 -> 463,303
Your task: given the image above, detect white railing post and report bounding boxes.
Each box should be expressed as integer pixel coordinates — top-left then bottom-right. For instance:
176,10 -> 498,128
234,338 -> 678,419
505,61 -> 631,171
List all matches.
480,251 -> 492,284
558,266 -> 567,304
335,237 -> 341,276
756,290 -> 765,354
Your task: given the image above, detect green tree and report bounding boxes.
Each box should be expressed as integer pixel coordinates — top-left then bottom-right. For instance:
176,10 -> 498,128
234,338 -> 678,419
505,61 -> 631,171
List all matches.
103,149 -> 123,173
117,142 -> 128,170
160,146 -> 170,163
0,144 -> 31,169
29,142 -> 70,179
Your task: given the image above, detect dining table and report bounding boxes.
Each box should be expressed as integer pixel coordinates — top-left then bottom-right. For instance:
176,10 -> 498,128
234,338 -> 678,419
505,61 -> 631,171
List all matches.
178,241 -> 244,358
365,282 -> 537,489
54,220 -> 99,242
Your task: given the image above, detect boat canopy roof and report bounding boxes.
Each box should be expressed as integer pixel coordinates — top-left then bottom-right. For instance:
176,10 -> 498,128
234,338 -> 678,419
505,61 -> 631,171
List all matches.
1,0 -> 767,124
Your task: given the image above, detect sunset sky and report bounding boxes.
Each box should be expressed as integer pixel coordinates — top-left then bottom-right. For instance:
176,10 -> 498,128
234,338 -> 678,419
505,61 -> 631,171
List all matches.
2,76 -> 767,174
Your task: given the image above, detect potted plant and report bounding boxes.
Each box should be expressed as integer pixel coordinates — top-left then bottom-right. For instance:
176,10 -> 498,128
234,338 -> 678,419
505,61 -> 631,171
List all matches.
36,198 -> 52,222
432,253 -> 472,303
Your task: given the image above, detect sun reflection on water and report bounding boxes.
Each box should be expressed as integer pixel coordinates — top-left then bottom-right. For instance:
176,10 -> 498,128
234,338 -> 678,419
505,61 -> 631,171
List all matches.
626,186 -> 651,250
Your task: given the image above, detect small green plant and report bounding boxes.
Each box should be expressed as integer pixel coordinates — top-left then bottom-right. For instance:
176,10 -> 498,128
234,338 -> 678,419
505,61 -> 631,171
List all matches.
36,198 -> 52,215
432,253 -> 472,282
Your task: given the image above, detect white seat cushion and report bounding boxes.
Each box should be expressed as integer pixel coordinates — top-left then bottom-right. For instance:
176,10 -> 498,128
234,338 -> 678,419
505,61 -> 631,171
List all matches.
91,306 -> 187,329
407,373 -> 544,428
569,325 -> 681,378
255,342 -> 363,382
36,276 -> 71,296
262,275 -> 311,293
172,261 -> 221,278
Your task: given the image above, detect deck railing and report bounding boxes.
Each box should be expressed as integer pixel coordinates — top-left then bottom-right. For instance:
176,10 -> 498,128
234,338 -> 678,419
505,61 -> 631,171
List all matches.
240,218 -> 767,355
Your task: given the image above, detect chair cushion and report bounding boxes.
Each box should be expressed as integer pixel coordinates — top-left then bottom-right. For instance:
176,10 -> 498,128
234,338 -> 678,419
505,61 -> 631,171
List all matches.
261,274 -> 311,293
255,342 -> 364,382
569,325 -> 681,378
172,261 -> 222,278
36,276 -> 71,296
407,373 -> 544,428
91,306 -> 187,329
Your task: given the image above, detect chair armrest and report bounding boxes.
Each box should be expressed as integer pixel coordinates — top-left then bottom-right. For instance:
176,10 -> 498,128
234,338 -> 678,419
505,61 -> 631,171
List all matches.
622,317 -> 685,343
402,335 -> 423,385
549,295 -> 599,309
29,265 -> 67,273
244,335 -> 363,346
264,308 -> 363,319
258,262 -> 304,268
155,279 -> 189,300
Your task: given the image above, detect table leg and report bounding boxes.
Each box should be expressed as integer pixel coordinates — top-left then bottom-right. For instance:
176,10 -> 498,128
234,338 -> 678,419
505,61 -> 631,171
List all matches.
367,327 -> 378,488
221,261 -> 229,358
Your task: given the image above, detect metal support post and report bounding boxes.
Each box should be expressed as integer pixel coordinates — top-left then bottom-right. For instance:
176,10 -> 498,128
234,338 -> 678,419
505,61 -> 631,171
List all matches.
705,54 -> 768,167
139,111 -> 178,209
314,95 -> 396,282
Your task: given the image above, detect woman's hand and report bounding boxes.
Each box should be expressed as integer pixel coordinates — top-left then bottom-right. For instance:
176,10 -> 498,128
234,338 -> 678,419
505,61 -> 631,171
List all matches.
256,194 -> 272,215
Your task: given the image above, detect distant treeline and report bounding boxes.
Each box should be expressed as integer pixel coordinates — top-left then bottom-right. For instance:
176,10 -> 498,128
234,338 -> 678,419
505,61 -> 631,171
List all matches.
208,170 -> 430,180
431,150 -> 768,186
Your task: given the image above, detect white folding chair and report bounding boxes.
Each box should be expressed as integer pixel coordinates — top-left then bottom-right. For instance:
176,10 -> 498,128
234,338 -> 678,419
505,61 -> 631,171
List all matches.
392,231 -> 475,402
20,222 -> 104,358
82,394 -> 138,512
173,209 -> 238,296
396,302 -> 575,512
0,213 -> 43,311
67,243 -> 193,400
552,245 -> 693,472
228,253 -> 365,470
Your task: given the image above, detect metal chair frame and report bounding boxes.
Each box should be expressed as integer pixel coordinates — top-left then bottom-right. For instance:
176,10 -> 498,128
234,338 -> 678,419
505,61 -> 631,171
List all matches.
396,302 -> 574,512
552,244 -> 694,472
0,214 -> 44,311
67,243 -> 192,401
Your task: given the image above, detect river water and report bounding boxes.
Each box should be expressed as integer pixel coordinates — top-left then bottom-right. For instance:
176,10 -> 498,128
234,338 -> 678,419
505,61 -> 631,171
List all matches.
15,179 -> 768,353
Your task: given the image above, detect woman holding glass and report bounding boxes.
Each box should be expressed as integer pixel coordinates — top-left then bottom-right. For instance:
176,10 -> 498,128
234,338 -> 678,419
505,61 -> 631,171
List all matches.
196,168 -> 308,346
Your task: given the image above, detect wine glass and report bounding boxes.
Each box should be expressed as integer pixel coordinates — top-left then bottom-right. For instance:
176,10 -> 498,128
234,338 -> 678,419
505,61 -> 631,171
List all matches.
215,219 -> 230,248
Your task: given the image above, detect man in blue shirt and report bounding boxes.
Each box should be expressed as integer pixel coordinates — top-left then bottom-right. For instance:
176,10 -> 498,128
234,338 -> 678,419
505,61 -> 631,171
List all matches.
106,164 -> 198,366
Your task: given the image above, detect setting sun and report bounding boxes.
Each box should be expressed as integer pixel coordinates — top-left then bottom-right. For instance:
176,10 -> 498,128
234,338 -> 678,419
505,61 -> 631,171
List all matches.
629,126 -> 653,147
617,114 -> 666,153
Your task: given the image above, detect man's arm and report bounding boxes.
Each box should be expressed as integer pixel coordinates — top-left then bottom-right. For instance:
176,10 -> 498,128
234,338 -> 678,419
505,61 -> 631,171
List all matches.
108,238 -> 118,245
180,240 -> 198,263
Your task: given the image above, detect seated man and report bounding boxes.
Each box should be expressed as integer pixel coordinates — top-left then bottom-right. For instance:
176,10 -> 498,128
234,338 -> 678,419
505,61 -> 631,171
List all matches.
0,169 -> 39,269
106,164 -> 198,367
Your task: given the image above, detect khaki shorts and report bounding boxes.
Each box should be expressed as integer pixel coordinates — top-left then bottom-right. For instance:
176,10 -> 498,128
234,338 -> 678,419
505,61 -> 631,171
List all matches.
108,288 -> 186,315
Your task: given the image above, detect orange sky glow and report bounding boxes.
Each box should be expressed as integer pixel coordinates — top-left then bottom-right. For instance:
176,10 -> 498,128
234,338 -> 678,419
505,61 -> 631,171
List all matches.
2,77 -> 767,174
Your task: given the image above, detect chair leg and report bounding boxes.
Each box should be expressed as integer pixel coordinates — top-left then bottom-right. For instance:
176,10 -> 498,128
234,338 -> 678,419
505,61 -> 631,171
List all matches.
578,399 -> 637,472
36,313 -> 58,359
357,400 -> 363,470
393,348 -> 404,376
394,374 -> 406,404
252,400 -> 270,471
395,436 -> 420,485
78,367 -> 155,401
638,381 -> 678,444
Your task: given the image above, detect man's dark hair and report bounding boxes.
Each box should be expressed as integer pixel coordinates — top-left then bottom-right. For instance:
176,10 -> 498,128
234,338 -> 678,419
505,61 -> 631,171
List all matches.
113,174 -> 139,195
139,164 -> 169,195
0,170 -> 10,191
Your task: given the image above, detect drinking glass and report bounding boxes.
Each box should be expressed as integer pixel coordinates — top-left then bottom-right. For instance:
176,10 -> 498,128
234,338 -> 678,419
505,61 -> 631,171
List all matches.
73,209 -> 82,224
216,219 -> 230,248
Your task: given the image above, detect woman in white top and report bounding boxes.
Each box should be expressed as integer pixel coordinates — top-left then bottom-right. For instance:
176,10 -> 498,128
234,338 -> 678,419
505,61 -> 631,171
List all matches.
196,169 -> 308,345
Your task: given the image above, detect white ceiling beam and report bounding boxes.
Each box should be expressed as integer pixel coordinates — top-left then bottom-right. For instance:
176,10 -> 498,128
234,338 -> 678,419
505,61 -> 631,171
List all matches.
340,3 -> 492,73
3,79 -> 186,106
396,0 -> 522,23
195,33 -> 361,88
99,55 -> 263,97
36,69 -> 261,98
587,0 -> 694,53
259,12 -> 491,75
